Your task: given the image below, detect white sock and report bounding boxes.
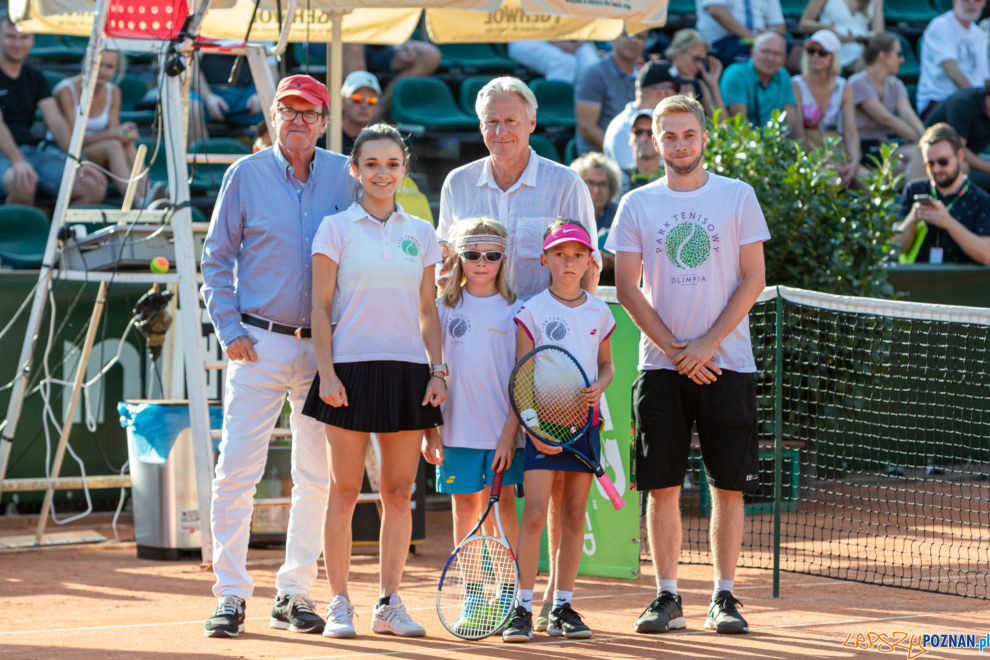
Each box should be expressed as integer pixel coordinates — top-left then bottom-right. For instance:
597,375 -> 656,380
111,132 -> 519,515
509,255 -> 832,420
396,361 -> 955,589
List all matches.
659,579 -> 678,596
552,590 -> 572,609
714,579 -> 733,598
518,589 -> 534,613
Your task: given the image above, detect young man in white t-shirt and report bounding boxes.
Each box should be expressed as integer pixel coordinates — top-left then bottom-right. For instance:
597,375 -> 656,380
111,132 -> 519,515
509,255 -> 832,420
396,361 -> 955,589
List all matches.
605,94 -> 769,635
916,0 -> 990,117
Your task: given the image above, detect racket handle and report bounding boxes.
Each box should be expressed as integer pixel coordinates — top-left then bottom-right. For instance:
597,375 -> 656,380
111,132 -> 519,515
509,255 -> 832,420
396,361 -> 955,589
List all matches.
596,472 -> 626,510
490,469 -> 504,500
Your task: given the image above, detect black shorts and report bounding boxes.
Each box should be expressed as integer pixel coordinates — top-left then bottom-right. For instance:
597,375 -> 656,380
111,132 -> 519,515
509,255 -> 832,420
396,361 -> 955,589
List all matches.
632,369 -> 759,492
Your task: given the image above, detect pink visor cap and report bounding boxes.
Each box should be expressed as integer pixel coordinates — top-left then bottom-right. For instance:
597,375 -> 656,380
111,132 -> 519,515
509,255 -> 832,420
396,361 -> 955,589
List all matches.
542,223 -> 594,251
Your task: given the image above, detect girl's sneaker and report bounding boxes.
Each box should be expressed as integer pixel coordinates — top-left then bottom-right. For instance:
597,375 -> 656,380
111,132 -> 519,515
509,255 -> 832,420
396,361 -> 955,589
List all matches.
323,595 -> 357,638
371,594 -> 426,637
547,603 -> 592,639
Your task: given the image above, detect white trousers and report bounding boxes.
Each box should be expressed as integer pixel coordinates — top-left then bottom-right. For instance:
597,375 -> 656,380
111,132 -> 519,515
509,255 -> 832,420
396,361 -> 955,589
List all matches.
506,41 -> 599,84
211,325 -> 329,599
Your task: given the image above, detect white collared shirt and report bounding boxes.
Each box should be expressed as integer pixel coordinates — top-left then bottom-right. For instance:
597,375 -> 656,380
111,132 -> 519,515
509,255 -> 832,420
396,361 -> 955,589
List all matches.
437,147 -> 598,301
312,202 -> 442,364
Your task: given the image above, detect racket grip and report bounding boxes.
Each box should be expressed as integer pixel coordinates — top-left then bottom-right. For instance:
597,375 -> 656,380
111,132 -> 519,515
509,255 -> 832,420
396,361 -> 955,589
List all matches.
597,473 -> 626,510
490,469 -> 504,499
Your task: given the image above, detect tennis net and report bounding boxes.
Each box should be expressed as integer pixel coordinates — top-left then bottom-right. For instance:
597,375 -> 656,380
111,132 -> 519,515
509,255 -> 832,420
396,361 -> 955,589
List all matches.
680,286 -> 990,599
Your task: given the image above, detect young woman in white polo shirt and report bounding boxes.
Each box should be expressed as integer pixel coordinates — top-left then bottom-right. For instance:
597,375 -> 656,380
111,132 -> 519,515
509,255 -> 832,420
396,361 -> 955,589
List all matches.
303,123 -> 445,638
422,217 -> 524,630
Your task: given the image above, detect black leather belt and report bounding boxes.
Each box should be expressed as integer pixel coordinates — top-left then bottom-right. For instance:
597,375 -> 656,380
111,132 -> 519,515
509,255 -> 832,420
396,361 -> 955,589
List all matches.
241,314 -> 311,339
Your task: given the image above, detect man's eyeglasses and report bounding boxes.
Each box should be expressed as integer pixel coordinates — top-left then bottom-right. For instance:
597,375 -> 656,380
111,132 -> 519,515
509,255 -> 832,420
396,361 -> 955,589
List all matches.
925,157 -> 953,168
277,106 -> 325,124
583,179 -> 610,189
632,128 -> 653,137
349,93 -> 379,105
459,250 -> 504,262
805,46 -> 830,57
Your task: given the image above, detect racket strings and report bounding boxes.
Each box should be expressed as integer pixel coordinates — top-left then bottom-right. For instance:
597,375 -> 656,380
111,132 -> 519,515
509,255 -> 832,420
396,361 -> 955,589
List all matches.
511,352 -> 589,443
437,537 -> 517,639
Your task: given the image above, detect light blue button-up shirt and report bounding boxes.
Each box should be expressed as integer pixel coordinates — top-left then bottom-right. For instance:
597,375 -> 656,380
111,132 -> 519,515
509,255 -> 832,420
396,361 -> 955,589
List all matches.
201,142 -> 355,348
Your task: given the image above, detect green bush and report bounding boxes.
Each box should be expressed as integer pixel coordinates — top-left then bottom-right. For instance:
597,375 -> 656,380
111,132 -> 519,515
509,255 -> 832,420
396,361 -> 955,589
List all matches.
704,111 -> 902,298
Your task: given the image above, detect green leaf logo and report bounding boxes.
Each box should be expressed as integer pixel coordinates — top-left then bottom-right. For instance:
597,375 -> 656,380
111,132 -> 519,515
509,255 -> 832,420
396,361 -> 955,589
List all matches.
401,238 -> 419,256
665,222 -> 711,269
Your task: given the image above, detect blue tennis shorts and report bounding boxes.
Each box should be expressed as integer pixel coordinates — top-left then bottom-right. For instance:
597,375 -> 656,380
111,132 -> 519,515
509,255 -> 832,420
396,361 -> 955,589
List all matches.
436,446 -> 525,494
524,423 -> 601,473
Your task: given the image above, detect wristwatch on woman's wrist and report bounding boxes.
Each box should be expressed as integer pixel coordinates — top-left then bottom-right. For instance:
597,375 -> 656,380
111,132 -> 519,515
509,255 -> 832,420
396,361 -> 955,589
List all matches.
430,362 -> 448,378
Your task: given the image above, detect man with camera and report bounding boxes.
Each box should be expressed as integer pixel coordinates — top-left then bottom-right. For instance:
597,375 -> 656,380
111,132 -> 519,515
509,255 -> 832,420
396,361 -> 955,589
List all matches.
893,122 -> 990,265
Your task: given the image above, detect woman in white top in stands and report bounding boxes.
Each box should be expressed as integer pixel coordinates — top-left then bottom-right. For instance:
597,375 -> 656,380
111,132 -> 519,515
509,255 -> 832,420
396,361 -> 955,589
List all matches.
791,29 -> 862,187
53,50 -> 145,201
304,122 -> 445,639
798,0 -> 884,73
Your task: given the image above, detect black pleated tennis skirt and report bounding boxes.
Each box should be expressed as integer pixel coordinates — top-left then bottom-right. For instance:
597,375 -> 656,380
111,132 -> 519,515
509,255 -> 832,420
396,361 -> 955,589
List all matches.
302,360 -> 443,433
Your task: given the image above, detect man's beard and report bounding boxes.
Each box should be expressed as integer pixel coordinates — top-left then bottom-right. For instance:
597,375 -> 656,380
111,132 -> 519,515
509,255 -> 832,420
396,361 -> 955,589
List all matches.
933,164 -> 962,189
663,151 -> 704,175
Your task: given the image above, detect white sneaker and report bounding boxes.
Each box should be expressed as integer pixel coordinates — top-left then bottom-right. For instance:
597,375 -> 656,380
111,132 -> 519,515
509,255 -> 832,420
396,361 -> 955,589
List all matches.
371,594 -> 426,637
323,595 -> 357,638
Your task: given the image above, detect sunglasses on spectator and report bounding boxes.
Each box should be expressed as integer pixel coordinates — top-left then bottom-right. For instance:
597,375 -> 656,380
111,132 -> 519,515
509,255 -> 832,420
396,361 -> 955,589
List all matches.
459,250 -> 504,262
925,157 -> 953,168
276,106 -> 325,124
349,93 -> 379,105
805,46 -> 831,57
632,128 -> 653,137
690,54 -> 707,63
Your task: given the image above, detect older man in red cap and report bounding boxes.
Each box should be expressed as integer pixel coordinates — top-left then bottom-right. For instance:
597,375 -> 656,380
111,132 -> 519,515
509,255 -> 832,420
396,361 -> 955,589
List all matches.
201,74 -> 355,638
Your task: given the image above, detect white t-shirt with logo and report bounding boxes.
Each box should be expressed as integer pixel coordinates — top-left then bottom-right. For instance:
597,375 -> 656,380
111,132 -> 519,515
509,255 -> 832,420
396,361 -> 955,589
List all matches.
438,291 -> 524,449
917,11 -> 990,112
312,202 -> 442,363
513,289 -> 616,382
605,173 -> 770,373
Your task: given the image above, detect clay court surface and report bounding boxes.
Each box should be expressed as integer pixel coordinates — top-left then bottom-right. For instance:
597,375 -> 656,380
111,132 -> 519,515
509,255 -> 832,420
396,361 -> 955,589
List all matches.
1,511 -> 988,659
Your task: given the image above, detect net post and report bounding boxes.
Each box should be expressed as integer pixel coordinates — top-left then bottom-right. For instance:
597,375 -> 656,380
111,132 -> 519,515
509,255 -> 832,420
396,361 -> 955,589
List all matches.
772,287 -> 783,599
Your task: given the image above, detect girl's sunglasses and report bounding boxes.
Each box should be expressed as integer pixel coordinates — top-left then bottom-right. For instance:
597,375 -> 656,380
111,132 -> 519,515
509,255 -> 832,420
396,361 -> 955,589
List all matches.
459,250 -> 504,262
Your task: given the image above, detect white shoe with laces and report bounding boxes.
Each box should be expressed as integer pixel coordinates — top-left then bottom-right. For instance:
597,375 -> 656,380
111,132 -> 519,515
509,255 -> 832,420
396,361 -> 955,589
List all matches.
371,594 -> 426,637
323,595 -> 357,638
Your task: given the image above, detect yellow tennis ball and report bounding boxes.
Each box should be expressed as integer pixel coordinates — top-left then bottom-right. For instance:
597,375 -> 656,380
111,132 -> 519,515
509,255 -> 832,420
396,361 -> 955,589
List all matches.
150,256 -> 170,273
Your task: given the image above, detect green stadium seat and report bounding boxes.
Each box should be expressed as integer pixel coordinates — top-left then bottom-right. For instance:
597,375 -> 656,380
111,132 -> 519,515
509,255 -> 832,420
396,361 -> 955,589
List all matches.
458,75 -> 495,117
779,0 -> 807,20
529,78 -> 576,128
885,0 -> 939,24
189,137 -> 250,194
896,32 -> 921,83
115,74 -> 155,125
292,43 -> 327,74
438,43 -> 517,72
665,0 -> 697,20
137,137 -> 169,189
28,34 -> 84,62
391,77 -> 477,132
0,206 -> 50,268
42,71 -> 64,92
529,134 -> 560,162
564,137 -> 577,165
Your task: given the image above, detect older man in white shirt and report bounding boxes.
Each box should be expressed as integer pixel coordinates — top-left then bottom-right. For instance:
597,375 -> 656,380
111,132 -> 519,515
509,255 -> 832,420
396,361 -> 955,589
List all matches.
437,76 -> 599,301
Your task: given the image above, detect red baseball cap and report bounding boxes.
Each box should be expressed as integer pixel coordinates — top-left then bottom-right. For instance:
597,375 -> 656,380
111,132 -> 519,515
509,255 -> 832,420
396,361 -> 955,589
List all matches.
542,223 -> 593,251
274,74 -> 330,110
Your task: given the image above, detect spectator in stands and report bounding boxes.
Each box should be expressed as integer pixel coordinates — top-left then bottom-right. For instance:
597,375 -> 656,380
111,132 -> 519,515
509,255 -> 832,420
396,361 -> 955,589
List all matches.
53,50 -> 147,203
721,32 -> 804,138
696,0 -> 786,67
926,84 -> 990,192
252,120 -> 272,152
570,151 -> 621,281
797,0 -> 884,74
916,0 -> 989,118
791,30 -> 861,186
893,123 -> 990,265
604,60 -> 678,174
849,31 -> 926,180
665,29 -> 725,116
190,53 -> 276,144
574,30 -> 647,156
340,41 -> 441,121
626,109 -> 663,193
0,15 -> 106,205
340,71 -> 380,156
507,40 -> 599,84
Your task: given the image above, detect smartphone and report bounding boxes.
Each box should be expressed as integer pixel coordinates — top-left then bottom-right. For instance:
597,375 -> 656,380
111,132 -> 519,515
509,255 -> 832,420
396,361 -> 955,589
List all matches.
913,193 -> 935,207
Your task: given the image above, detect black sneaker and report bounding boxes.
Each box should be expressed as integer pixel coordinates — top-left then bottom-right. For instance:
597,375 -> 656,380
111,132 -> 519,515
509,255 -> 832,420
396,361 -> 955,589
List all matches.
705,590 -> 749,634
501,606 -> 534,643
204,595 -> 245,638
634,591 -> 686,633
547,603 -> 592,639
270,593 -> 325,633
